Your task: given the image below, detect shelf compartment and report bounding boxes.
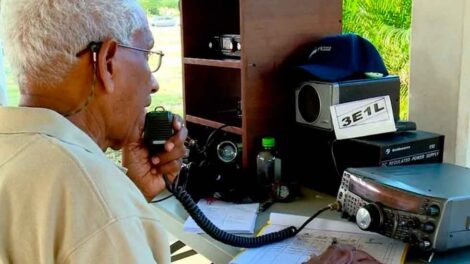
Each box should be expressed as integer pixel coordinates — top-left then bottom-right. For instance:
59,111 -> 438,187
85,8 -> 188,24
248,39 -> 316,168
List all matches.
181,0 -> 240,58
186,115 -> 242,135
184,64 -> 241,128
184,57 -> 241,69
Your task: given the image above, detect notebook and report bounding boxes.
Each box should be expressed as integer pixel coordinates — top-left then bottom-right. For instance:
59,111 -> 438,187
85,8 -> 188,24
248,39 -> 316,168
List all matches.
231,213 -> 408,264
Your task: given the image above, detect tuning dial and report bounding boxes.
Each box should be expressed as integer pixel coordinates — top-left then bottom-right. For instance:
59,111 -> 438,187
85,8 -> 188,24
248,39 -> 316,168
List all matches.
356,203 -> 384,231
227,41 -> 234,51
419,239 -> 432,250
422,222 -> 436,233
209,40 -> 220,51
426,205 -> 440,217
406,217 -> 421,228
228,39 -> 240,52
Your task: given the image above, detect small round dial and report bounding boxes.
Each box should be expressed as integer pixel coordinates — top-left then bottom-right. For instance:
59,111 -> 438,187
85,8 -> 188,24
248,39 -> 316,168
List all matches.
356,203 -> 384,231
426,205 -> 440,217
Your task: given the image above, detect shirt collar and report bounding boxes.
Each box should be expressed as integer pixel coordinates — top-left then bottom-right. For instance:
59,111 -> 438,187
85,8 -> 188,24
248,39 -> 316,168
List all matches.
0,106 -> 104,155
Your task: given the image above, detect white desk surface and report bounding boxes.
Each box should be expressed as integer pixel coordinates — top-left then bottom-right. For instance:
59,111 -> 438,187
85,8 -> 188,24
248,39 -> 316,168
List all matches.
152,188 -> 338,264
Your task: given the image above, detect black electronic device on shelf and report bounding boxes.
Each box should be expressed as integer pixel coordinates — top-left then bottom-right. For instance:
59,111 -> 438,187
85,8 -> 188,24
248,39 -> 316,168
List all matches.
208,34 -> 241,58
182,124 -> 248,202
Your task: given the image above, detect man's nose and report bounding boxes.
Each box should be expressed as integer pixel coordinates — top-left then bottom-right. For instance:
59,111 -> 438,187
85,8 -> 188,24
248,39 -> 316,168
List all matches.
150,75 -> 159,94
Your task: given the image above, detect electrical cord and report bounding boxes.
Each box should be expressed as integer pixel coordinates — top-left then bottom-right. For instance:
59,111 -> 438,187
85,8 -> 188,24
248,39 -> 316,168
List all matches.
294,207 -> 331,235
151,164 -> 190,203
329,139 -> 342,178
150,194 -> 174,203
184,125 -> 229,158
64,42 -> 99,117
162,173 -> 340,248
202,124 -> 229,155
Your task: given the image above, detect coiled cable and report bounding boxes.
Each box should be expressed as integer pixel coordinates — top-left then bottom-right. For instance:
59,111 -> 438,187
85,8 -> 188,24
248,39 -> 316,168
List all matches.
163,174 -> 337,248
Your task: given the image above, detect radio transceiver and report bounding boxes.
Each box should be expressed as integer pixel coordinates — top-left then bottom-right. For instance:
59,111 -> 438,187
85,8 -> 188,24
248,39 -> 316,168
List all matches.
337,163 -> 470,252
208,34 -> 241,58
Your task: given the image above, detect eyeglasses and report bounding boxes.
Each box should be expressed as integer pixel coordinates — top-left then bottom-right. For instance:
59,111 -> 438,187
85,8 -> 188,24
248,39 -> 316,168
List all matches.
118,43 -> 164,73
77,42 -> 165,73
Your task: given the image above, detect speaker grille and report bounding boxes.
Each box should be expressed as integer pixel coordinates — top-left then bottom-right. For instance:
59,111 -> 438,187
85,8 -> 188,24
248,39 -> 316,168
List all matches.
298,84 -> 320,123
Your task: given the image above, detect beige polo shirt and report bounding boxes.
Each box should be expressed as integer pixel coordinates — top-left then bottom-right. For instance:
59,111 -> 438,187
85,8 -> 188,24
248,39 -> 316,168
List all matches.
0,107 -> 170,264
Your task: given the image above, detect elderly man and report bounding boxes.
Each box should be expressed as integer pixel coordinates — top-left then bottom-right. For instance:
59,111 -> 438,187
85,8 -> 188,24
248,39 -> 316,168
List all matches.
0,0 -> 381,263
0,0 -> 186,263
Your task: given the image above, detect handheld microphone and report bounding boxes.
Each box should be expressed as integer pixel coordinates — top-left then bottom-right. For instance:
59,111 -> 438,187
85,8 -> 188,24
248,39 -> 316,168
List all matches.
143,106 -> 174,157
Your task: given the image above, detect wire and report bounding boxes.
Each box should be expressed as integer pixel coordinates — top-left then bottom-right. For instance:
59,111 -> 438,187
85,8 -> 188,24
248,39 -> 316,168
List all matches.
202,124 -> 229,154
63,43 -> 98,117
150,194 -> 174,203
294,202 -> 341,235
293,206 -> 331,235
163,174 -> 336,248
329,139 -> 342,178
151,164 -> 190,204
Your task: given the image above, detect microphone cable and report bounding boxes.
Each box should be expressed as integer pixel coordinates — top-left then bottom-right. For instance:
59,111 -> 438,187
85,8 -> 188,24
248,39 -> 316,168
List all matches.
162,174 -> 340,248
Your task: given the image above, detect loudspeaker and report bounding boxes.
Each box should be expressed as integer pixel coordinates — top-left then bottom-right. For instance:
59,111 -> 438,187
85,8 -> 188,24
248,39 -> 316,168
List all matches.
295,76 -> 400,130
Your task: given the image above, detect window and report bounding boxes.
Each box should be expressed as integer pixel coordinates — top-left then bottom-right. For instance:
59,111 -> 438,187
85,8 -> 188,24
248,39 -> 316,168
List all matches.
147,13 -> 183,117
342,0 -> 412,120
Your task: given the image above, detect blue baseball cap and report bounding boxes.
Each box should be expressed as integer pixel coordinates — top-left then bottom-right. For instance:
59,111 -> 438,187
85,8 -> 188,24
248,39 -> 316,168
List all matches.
298,33 -> 388,82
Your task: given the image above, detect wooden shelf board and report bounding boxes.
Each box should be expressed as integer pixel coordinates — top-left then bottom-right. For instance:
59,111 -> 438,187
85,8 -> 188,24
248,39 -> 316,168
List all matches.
185,114 -> 242,135
184,57 -> 241,69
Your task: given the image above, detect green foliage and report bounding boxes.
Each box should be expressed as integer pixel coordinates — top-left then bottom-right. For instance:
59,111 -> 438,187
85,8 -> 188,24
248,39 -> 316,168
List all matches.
343,0 -> 412,119
158,0 -> 179,10
139,0 -> 160,15
139,0 -> 179,15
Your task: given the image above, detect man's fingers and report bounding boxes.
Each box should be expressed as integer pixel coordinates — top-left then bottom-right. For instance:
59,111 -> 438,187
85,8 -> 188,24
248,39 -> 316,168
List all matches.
165,172 -> 178,184
172,114 -> 184,131
158,145 -> 186,165
164,128 -> 187,152
155,159 -> 183,176
152,156 -> 160,165
354,250 -> 381,263
165,142 -> 175,152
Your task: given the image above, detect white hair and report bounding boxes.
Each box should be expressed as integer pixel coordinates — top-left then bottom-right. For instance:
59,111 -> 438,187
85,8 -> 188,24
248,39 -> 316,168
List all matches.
0,0 -> 146,88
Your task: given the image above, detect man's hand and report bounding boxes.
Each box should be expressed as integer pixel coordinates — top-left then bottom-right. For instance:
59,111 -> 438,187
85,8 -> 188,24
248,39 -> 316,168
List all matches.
304,244 -> 382,264
122,115 -> 188,202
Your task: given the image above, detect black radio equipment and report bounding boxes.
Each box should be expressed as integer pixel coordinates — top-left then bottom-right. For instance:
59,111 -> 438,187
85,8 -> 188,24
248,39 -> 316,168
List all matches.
208,34 -> 241,58
182,126 -> 247,202
337,164 -> 470,252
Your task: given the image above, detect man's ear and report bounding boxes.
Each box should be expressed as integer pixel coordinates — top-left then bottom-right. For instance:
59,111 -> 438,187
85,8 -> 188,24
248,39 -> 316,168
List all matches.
97,39 -> 118,93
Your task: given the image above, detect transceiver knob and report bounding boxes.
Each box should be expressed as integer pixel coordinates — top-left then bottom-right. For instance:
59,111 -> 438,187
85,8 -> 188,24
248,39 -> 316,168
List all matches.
419,240 -> 432,250
356,203 -> 384,231
422,222 -> 436,233
426,205 -> 440,217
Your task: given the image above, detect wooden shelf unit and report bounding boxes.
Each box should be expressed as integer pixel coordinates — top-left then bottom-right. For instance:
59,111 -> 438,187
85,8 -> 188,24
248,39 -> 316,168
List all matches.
181,0 -> 342,172
186,115 -> 242,135
183,57 -> 241,69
